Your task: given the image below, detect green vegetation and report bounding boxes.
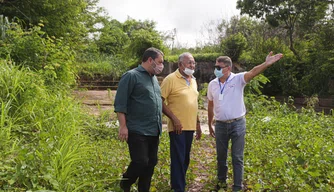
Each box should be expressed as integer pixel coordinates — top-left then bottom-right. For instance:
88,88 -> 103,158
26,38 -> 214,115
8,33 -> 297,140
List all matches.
166,53 -> 221,63
0,60 -> 87,191
0,0 -> 333,191
245,101 -> 334,191
77,54 -> 128,79
1,53 -> 333,191
2,0 -> 332,96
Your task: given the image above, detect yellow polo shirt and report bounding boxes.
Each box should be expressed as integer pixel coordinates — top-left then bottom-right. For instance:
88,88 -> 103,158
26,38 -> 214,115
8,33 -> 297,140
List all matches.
160,69 -> 199,132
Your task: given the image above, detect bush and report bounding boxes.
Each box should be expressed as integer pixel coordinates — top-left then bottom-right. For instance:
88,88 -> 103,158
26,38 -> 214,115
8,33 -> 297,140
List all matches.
0,22 -> 76,89
76,54 -> 128,80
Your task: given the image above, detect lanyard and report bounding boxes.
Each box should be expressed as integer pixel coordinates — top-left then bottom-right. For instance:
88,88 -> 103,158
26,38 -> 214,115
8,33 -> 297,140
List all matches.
218,75 -> 230,94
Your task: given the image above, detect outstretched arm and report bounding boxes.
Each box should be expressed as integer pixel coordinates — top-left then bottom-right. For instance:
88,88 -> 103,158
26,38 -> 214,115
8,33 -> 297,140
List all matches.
244,51 -> 283,83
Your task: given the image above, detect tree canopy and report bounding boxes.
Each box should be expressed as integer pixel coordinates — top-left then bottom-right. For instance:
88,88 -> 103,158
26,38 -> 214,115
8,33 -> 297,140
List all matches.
0,0 -> 333,96
0,0 -> 100,40
236,0 -> 330,57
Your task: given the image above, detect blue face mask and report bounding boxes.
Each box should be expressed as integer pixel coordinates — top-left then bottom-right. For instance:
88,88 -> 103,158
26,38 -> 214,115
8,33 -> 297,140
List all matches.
214,68 -> 224,78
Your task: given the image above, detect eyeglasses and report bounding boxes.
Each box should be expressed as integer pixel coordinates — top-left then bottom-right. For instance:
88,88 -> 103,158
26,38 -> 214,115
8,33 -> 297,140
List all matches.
184,61 -> 196,65
214,66 -> 229,70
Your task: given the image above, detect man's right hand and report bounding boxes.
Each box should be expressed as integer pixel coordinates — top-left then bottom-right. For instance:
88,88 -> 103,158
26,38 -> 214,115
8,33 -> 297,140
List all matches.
209,124 -> 215,138
119,126 -> 128,142
172,118 -> 183,134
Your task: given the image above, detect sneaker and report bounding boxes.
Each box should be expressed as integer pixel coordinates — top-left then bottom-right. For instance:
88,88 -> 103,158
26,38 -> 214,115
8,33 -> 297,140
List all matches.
216,180 -> 227,191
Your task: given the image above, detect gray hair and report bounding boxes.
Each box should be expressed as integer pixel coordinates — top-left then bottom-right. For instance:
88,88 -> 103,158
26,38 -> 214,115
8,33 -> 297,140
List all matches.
178,52 -> 193,64
216,56 -> 232,67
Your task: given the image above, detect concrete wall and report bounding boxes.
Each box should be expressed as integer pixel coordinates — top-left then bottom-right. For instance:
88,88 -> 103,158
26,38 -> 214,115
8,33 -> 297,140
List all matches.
159,61 -> 242,89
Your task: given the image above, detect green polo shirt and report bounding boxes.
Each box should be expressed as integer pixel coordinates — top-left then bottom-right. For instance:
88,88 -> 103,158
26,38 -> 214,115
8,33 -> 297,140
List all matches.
114,65 -> 162,136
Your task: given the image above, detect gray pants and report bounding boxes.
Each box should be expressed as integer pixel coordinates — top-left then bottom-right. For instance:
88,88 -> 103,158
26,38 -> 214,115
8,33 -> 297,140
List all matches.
215,117 -> 246,191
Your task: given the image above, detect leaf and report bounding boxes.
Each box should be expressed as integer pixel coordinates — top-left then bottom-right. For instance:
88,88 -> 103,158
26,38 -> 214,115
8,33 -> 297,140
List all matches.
8,179 -> 15,185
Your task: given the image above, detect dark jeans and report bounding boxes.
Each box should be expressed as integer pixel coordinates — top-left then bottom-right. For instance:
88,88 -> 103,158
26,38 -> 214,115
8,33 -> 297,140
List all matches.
169,131 -> 194,192
121,132 -> 159,192
215,117 -> 246,191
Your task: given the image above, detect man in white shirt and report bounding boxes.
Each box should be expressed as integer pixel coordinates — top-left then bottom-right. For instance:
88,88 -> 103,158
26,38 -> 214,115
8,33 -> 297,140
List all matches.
207,52 -> 283,191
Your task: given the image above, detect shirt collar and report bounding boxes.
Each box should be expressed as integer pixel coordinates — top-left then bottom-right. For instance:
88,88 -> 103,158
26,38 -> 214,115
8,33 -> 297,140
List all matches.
137,64 -> 154,76
137,64 -> 147,72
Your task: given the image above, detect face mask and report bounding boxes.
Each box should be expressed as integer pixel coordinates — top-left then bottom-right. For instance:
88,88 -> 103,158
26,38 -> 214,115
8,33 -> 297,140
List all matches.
182,63 -> 195,76
184,67 -> 194,76
152,61 -> 164,75
214,68 -> 224,78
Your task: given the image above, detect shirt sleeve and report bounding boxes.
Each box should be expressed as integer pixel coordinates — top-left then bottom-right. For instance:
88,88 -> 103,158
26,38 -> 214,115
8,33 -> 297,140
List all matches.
114,71 -> 135,113
240,72 -> 247,85
160,75 -> 171,100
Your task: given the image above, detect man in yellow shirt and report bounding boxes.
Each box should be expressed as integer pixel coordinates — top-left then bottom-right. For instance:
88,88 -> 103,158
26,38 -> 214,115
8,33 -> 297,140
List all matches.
161,52 -> 202,192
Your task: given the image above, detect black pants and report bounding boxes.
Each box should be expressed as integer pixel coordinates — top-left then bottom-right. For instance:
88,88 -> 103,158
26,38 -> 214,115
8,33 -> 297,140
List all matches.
122,132 -> 159,192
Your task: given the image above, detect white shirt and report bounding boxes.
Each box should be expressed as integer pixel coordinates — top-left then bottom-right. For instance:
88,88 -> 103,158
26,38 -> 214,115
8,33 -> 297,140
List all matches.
207,72 -> 247,121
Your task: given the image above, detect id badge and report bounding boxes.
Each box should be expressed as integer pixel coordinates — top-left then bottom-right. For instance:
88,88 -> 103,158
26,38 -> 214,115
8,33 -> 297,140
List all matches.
219,93 -> 224,101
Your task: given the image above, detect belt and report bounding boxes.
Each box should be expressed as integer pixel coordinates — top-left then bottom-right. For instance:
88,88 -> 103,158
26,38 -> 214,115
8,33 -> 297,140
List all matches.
216,116 -> 245,124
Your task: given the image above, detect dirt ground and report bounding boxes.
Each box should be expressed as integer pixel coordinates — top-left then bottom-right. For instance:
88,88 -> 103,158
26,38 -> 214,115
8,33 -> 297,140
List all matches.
73,90 -> 211,134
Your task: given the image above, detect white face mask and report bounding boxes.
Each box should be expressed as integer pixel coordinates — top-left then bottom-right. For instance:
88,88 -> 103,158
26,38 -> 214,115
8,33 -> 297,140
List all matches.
184,67 -> 194,76
183,63 -> 195,76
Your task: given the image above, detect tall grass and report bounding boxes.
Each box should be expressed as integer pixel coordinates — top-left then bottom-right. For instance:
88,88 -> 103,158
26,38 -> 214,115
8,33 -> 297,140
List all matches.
0,60 -> 91,191
0,99 -> 19,154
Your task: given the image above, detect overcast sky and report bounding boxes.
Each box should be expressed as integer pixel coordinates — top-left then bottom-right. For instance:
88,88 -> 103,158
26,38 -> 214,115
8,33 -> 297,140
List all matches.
97,0 -> 240,48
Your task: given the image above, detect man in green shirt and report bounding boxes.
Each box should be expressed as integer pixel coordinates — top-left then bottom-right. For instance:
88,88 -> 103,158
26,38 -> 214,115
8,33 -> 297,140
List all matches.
114,47 -> 164,192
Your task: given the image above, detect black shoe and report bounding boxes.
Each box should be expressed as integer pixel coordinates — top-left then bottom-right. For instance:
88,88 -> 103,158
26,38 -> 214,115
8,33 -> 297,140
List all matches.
216,180 -> 227,191
120,179 -> 130,192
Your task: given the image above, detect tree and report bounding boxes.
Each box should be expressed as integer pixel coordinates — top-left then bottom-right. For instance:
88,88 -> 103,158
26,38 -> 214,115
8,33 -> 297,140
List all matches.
0,23 -> 76,88
0,0 -> 100,40
236,0 -> 330,57
123,17 -> 156,36
122,18 -> 166,60
299,17 -> 334,96
224,16 -> 257,39
95,19 -> 129,55
161,28 -> 177,51
126,28 -> 165,59
221,32 -> 248,61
